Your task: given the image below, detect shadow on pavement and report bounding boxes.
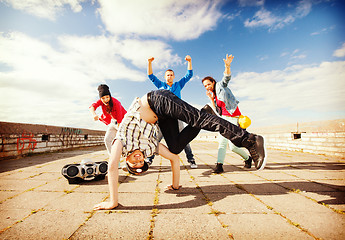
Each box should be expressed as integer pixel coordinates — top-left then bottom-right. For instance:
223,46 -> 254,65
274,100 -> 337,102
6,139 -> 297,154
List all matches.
110,181 -> 345,211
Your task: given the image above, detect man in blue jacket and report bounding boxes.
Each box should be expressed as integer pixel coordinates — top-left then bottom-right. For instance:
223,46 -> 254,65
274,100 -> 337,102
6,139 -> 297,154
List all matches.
146,55 -> 197,168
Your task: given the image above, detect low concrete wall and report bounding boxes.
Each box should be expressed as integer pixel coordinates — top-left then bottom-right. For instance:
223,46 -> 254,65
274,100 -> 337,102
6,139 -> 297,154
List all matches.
0,121 -> 106,159
195,119 -> 345,158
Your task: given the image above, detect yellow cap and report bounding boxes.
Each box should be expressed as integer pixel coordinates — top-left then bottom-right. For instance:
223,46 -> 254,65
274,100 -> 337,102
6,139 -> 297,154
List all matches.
238,115 -> 251,129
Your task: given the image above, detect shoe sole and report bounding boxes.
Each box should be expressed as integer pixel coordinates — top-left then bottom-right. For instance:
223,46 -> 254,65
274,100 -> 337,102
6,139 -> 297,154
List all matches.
256,136 -> 267,171
190,165 -> 198,169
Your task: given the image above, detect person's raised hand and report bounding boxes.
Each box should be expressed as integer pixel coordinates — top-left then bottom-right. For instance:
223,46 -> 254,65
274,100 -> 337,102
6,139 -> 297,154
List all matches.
185,55 -> 192,62
223,54 -> 234,67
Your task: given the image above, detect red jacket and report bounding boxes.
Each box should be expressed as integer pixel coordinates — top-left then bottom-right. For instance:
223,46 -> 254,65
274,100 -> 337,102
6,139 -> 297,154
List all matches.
91,97 -> 127,125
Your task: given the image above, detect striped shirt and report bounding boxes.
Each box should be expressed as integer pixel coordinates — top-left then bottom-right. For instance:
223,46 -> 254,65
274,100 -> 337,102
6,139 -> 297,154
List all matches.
114,97 -> 159,158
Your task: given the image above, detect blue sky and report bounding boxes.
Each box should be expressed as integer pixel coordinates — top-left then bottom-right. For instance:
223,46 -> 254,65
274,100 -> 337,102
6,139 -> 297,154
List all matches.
0,0 -> 344,131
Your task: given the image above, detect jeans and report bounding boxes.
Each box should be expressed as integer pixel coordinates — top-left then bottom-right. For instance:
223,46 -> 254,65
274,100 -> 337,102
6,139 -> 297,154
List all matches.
147,90 -> 249,154
147,120 -> 194,160
104,119 -> 121,167
217,115 -> 249,164
178,120 -> 194,159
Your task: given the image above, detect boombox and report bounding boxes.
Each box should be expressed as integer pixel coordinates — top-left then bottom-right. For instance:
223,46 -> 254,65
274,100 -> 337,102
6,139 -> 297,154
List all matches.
61,159 -> 108,184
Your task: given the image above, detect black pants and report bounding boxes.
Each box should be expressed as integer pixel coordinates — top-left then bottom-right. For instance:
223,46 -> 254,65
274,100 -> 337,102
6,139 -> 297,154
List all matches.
147,90 -> 249,154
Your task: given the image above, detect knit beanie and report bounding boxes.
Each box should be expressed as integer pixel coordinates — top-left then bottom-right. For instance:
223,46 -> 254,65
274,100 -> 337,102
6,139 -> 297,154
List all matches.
98,84 -> 111,98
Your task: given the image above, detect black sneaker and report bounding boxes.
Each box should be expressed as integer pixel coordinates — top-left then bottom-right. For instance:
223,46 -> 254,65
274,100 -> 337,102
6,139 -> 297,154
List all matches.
201,104 -> 216,115
213,163 -> 224,174
244,156 -> 252,169
145,158 -> 153,166
188,159 -> 197,168
242,134 -> 266,170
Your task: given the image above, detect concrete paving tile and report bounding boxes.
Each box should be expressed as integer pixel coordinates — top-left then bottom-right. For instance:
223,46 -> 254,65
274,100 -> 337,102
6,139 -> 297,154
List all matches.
254,171 -> 300,181
315,179 -> 345,189
158,177 -> 201,195
0,210 -> 88,240
44,192 -> 107,211
197,182 -> 244,194
158,191 -> 209,213
209,194 -> 269,214
28,172 -> 61,181
118,181 -> 157,193
301,191 -> 345,211
279,170 -> 327,180
221,172 -> 266,182
0,179 -> 47,191
0,190 -> 21,203
114,193 -> 155,211
277,180 -> 342,192
35,177 -> 79,192
72,180 -> 111,193
0,191 -> 63,211
0,170 -> 42,180
71,211 -> 152,240
238,181 -> 289,195
154,213 -> 230,239
288,171 -> 342,180
219,213 -> 314,240
280,211 -> 345,240
259,192 -> 333,213
0,208 -> 32,231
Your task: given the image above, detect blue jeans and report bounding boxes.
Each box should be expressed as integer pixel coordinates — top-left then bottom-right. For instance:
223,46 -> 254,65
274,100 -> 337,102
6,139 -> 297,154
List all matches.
147,90 -> 249,154
217,115 -> 249,164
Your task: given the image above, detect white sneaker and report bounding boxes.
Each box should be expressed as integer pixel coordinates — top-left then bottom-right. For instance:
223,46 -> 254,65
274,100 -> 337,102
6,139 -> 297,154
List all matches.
188,159 -> 197,169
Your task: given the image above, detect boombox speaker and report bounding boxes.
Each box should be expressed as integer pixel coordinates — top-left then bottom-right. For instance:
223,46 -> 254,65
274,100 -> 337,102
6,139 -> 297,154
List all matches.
61,159 -> 108,184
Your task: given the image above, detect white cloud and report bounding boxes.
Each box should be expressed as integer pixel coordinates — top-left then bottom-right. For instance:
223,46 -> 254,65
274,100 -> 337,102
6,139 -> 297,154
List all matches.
97,0 -> 223,41
0,31 -> 181,128
244,0 -> 312,31
0,0 -> 87,21
333,43 -> 345,58
280,49 -> 307,65
238,0 -> 264,7
232,61 -> 345,126
311,25 -> 335,36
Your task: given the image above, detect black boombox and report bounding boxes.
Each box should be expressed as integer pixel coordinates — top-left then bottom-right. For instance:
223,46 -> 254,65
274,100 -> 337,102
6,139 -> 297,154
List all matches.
61,159 -> 108,184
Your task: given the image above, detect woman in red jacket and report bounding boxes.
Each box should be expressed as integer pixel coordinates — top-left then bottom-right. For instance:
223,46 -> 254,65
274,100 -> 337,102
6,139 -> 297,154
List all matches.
89,84 -> 127,167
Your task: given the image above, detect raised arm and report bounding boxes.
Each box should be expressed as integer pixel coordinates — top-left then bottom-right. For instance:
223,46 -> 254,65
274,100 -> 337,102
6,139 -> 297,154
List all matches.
93,139 -> 123,210
157,143 -> 180,190
148,57 -> 154,75
223,54 -> 234,75
185,55 -> 192,71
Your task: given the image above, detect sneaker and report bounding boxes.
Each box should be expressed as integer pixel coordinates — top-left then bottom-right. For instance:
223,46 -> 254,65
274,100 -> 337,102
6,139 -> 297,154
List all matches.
244,156 -> 252,169
242,134 -> 266,170
213,163 -> 224,174
201,104 -> 217,115
145,158 -> 153,166
188,159 -> 198,168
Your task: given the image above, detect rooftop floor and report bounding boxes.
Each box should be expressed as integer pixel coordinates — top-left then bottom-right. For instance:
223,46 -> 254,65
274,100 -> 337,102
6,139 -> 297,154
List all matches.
0,141 -> 344,239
